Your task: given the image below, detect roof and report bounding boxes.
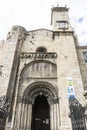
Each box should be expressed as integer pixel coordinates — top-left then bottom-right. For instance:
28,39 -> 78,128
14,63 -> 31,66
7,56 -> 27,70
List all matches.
51,6 -> 69,12
27,28 -> 53,34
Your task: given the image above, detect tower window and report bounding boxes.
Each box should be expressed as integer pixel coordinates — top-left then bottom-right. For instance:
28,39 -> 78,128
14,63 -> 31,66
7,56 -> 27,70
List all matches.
57,21 -> 68,28
36,47 -> 47,53
83,52 -> 87,63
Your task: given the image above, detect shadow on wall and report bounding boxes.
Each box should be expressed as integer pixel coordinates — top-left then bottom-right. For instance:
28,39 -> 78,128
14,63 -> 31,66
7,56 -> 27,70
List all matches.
69,97 -> 87,130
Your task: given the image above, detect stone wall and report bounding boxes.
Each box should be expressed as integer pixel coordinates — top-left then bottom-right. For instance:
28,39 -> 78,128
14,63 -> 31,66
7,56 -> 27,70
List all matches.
76,46 -> 87,90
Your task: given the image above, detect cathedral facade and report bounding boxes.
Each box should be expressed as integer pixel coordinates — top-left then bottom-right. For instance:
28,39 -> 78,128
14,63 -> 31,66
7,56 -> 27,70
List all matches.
0,6 -> 87,130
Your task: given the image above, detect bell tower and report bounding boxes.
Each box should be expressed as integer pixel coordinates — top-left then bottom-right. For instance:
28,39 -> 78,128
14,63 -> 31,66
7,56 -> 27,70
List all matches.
51,6 -> 73,32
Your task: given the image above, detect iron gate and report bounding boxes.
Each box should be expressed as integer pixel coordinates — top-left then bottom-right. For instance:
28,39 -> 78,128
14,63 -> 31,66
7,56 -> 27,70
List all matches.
0,96 -> 10,130
0,108 -> 7,130
69,98 -> 86,130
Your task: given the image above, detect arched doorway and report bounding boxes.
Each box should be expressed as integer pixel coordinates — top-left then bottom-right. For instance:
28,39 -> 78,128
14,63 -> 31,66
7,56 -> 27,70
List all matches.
31,95 -> 50,130
14,82 -> 59,130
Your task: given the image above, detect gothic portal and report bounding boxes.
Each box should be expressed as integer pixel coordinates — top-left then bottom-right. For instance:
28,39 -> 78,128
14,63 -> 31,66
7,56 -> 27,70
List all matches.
0,5 -> 87,130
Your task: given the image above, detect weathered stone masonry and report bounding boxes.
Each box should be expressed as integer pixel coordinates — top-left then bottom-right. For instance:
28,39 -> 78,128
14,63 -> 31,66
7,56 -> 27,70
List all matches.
0,6 -> 87,130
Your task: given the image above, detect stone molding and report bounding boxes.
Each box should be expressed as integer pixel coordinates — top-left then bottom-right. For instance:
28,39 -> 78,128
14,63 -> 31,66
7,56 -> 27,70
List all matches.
18,81 -> 59,105
20,60 -> 57,78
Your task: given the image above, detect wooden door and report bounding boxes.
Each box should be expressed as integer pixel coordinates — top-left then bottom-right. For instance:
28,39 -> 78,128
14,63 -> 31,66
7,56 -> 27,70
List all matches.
31,95 -> 50,130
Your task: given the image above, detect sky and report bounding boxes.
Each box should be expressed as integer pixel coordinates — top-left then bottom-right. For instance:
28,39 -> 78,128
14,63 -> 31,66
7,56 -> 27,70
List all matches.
0,0 -> 87,45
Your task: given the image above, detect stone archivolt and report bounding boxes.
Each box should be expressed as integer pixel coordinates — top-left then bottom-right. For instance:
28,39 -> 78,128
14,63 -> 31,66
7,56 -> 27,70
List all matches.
14,81 -> 59,130
23,81 -> 58,105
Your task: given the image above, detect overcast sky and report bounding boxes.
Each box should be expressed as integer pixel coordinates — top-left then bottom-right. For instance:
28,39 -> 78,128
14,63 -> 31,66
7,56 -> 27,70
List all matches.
0,0 -> 87,45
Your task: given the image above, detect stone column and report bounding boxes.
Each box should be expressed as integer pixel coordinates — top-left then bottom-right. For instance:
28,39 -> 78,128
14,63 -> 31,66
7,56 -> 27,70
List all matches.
17,102 -> 22,129
56,104 -> 60,129
20,102 -> 25,129
53,104 -> 57,130
50,103 -> 59,130
50,104 -> 54,130
27,104 -> 30,129
29,105 -> 32,130
24,103 -> 28,129
27,104 -> 32,130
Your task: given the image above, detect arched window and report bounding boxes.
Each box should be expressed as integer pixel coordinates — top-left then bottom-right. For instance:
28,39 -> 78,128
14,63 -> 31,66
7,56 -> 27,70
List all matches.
36,47 -> 47,53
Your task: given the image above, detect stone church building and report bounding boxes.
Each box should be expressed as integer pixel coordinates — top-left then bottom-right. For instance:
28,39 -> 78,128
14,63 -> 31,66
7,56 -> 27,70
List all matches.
0,5 -> 87,130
